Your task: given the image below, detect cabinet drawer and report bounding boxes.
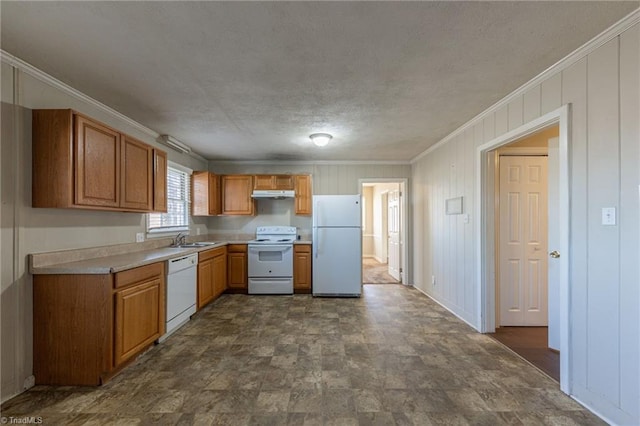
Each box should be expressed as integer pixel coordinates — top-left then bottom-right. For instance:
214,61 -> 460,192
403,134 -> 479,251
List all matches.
227,244 -> 247,253
294,244 -> 311,253
115,262 -> 164,289
199,246 -> 226,262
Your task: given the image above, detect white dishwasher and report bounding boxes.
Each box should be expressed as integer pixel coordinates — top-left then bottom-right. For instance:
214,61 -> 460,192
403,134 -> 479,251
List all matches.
160,253 -> 197,342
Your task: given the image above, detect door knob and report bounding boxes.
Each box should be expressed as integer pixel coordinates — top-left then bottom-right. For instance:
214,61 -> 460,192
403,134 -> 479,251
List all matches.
549,250 -> 560,258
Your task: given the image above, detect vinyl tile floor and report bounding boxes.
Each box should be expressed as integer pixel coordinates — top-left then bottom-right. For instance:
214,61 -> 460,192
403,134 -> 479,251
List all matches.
362,259 -> 399,284
1,285 -> 604,425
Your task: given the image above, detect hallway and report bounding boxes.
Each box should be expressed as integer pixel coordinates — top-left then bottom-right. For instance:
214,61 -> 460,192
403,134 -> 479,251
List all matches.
362,258 -> 399,284
1,285 -> 603,424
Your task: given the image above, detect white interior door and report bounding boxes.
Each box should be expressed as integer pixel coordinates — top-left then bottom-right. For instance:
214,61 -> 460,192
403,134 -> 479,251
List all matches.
547,137 -> 560,350
499,155 -> 548,326
388,189 -> 401,281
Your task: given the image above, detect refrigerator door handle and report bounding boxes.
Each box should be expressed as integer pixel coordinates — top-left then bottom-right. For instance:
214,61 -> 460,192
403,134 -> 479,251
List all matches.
313,227 -> 318,258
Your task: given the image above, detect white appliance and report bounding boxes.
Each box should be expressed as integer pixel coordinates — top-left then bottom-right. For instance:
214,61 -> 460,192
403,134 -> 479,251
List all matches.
251,190 -> 295,199
312,195 -> 362,297
160,253 -> 197,342
248,226 -> 296,295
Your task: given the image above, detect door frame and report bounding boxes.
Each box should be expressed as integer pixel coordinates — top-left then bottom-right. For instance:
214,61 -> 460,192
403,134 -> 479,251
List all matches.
359,178 -> 409,285
476,105 -> 571,393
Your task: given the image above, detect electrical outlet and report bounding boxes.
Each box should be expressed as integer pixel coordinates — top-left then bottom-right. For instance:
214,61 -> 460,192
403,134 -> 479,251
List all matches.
601,207 -> 616,226
196,228 -> 201,235
431,275 -> 436,286
136,233 -> 144,243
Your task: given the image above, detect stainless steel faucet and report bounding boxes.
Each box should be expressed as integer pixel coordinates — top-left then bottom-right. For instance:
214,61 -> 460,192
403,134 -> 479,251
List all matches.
172,232 -> 187,247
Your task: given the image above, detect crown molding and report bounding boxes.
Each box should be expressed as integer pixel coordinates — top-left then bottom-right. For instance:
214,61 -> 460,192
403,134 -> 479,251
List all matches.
208,160 -> 411,166
1,50 -> 159,139
411,7 -> 640,164
0,49 -> 208,163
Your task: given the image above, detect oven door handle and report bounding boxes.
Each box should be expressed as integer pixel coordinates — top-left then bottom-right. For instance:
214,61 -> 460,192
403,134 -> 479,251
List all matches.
248,246 -> 292,253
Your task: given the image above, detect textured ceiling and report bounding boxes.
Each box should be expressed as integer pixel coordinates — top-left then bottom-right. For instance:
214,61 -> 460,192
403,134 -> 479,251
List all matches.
1,2 -> 637,161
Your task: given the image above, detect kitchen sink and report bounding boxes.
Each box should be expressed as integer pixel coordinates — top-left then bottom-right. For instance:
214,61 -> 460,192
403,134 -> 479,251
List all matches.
173,242 -> 218,248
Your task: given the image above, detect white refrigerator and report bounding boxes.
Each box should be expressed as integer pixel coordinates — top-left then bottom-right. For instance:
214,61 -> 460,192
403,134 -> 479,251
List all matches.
312,195 -> 362,297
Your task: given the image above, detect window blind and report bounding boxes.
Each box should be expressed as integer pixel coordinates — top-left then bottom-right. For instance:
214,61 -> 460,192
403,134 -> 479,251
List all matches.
147,167 -> 190,232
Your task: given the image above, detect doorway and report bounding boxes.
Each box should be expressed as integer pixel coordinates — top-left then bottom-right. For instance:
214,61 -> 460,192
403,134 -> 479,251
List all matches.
489,125 -> 559,381
477,105 -> 570,393
360,180 -> 407,285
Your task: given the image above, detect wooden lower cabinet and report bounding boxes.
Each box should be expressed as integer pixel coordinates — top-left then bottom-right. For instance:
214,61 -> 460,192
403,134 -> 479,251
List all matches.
213,251 -> 227,297
114,277 -> 163,365
33,262 -> 165,386
197,246 -> 227,309
227,244 -> 248,293
294,244 -> 312,293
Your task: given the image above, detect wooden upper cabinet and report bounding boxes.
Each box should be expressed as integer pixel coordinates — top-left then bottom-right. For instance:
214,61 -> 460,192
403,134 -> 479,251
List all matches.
121,135 -> 153,211
192,171 -> 221,216
32,109 -> 166,213
254,175 -> 275,190
74,115 -> 121,208
221,175 -> 254,215
153,149 -> 168,212
254,175 -> 294,190
294,175 -> 312,215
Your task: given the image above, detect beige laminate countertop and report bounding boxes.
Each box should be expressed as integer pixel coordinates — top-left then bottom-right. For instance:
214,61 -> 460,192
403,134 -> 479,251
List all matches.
30,243 -> 228,275
30,239 -> 312,275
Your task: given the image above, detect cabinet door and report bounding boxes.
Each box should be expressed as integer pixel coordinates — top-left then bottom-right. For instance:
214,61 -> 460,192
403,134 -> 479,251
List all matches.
222,175 -> 254,215
227,246 -> 247,291
192,171 -> 221,216
294,175 -> 312,215
274,175 -> 294,190
253,175 -> 294,190
207,173 -> 221,215
254,175 -> 275,190
294,244 -> 312,293
153,149 -> 168,212
197,258 -> 215,309
121,136 -> 153,210
114,277 -> 162,366
213,252 -> 228,298
75,115 -> 121,207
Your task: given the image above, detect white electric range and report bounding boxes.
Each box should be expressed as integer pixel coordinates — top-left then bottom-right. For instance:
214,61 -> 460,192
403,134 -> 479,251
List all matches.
247,226 -> 297,294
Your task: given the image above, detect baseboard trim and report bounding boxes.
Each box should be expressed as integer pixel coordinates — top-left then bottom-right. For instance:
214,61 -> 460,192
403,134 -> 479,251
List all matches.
412,285 -> 479,331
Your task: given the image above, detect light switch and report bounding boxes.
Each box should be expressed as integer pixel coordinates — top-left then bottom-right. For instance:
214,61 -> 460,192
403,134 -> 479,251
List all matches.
601,207 -> 616,226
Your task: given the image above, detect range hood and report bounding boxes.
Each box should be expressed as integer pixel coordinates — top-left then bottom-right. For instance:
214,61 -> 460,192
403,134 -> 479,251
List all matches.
251,190 -> 295,199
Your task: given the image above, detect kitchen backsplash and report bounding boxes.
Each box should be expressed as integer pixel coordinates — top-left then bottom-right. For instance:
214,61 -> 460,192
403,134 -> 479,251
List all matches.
208,198 -> 311,237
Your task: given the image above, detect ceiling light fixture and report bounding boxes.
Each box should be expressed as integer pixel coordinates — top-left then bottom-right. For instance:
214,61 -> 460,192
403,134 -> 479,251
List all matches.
309,133 -> 332,147
158,134 -> 191,154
